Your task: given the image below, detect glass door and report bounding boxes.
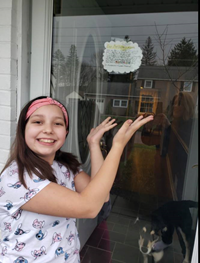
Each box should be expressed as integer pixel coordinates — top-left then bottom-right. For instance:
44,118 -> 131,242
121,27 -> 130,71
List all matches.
51,2 -> 198,262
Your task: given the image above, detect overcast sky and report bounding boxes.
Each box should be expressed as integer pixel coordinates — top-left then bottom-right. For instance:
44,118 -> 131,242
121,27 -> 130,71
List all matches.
52,11 -> 198,65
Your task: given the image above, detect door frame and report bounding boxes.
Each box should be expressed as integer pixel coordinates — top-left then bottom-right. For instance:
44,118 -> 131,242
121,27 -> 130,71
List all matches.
30,1 -> 199,260
30,0 -> 53,99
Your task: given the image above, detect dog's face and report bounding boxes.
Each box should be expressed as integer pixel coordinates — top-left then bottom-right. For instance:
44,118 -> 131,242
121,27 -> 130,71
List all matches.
139,226 -> 160,255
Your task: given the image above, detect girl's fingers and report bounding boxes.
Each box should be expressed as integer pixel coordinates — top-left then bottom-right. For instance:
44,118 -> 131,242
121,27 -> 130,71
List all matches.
101,117 -> 112,125
95,118 -> 116,131
133,115 -> 153,124
106,118 -> 116,125
101,118 -> 116,127
118,119 -> 133,132
90,115 -> 153,138
133,115 -> 144,123
88,118 -> 117,142
128,116 -> 154,133
95,122 -> 117,136
103,122 -> 117,132
119,115 -> 153,133
131,115 -> 153,127
138,115 -> 154,126
113,116 -> 154,148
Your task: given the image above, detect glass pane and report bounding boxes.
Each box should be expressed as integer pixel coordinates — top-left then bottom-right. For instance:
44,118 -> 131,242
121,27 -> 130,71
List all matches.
183,82 -> 193,92
51,3 -> 198,263
113,100 -> 120,107
121,100 -> 128,107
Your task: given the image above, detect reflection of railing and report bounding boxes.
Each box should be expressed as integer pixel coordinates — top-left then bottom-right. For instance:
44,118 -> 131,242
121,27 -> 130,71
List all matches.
166,155 -> 178,201
167,123 -> 192,201
171,125 -> 188,154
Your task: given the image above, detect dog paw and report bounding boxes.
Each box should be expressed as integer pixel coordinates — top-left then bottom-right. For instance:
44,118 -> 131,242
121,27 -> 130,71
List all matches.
182,260 -> 190,263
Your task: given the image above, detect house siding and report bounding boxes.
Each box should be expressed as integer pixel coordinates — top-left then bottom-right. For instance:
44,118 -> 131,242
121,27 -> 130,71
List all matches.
0,0 -> 18,171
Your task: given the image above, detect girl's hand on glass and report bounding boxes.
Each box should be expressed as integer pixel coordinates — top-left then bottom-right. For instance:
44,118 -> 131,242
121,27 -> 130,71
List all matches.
145,113 -> 170,129
87,117 -> 117,147
113,115 -> 154,150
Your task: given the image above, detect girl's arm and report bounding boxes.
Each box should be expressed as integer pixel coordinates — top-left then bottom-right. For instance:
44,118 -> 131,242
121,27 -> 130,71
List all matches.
21,115 -> 153,219
87,117 -> 117,178
75,117 -> 117,202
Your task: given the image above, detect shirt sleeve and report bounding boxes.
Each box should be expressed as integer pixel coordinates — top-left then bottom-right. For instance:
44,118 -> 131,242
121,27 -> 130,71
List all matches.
0,162 -> 51,217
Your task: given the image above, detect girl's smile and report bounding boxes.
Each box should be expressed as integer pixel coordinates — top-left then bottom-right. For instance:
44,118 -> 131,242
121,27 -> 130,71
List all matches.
37,138 -> 56,144
25,105 -> 68,164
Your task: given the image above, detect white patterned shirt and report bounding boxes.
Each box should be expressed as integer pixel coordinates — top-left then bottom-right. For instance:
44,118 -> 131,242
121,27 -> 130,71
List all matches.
0,161 -> 81,263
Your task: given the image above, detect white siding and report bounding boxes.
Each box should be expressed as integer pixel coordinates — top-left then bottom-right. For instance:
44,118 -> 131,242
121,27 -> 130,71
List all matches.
0,0 -> 31,171
0,0 -> 18,171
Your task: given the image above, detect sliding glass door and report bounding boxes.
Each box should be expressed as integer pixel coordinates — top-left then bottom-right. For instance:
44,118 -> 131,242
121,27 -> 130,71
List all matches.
50,1 -> 198,261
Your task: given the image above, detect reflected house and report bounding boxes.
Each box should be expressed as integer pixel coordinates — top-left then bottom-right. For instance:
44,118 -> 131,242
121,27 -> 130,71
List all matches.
55,64 -> 198,202
136,65 -> 198,115
66,91 -> 83,105
83,65 -> 198,201
84,81 -> 135,117
83,65 -> 198,118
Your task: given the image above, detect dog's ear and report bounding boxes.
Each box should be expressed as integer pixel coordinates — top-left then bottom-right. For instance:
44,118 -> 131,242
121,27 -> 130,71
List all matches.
143,227 -> 147,232
150,230 -> 155,235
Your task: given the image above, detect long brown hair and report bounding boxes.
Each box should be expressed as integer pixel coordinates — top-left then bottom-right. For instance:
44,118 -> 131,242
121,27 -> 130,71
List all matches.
171,91 -> 195,121
0,96 -> 81,188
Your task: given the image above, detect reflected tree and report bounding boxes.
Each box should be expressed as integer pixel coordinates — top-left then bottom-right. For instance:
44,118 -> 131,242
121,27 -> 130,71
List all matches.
168,37 -> 198,67
79,61 -> 96,95
79,49 -> 107,95
51,49 -> 66,95
65,45 -> 79,88
154,24 -> 198,91
52,46 -> 79,89
52,47 -> 106,96
142,36 -> 157,66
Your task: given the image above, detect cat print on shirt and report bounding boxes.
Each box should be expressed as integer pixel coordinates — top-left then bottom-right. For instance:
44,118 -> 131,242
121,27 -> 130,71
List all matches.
51,232 -> 62,245
7,181 -> 22,189
13,239 -> 26,252
20,188 -> 39,202
14,224 -> 30,236
31,246 -> 47,260
32,219 -> 45,229
0,187 -> 5,197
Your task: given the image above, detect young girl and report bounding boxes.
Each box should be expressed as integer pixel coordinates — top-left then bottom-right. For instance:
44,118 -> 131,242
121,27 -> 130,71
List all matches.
0,96 -> 153,262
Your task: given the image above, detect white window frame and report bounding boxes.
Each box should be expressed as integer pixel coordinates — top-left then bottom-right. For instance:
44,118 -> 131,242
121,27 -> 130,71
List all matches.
183,81 -> 193,92
113,99 -> 120,107
113,99 -> 128,108
30,0 -> 53,99
144,80 -> 153,88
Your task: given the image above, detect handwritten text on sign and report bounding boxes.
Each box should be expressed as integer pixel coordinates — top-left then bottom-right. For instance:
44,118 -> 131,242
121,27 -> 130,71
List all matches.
102,41 -> 143,73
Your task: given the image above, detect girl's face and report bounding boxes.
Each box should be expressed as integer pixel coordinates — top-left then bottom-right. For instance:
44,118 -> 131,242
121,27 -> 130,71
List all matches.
25,105 -> 68,164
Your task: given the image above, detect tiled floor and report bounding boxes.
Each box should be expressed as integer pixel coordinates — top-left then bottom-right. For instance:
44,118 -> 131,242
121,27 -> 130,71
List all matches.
80,192 -> 187,263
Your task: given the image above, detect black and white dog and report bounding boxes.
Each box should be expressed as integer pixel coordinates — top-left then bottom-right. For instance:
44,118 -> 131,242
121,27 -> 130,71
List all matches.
139,225 -> 164,263
139,200 -> 198,263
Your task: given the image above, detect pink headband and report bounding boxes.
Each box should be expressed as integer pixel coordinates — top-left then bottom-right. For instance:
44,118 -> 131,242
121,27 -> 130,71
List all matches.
26,97 -> 68,128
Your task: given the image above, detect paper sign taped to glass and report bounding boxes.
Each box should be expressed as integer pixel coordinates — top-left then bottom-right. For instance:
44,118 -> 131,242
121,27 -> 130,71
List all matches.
102,41 -> 143,74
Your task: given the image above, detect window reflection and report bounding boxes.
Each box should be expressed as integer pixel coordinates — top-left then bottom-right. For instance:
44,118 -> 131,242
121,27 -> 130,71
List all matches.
51,8 -> 198,262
